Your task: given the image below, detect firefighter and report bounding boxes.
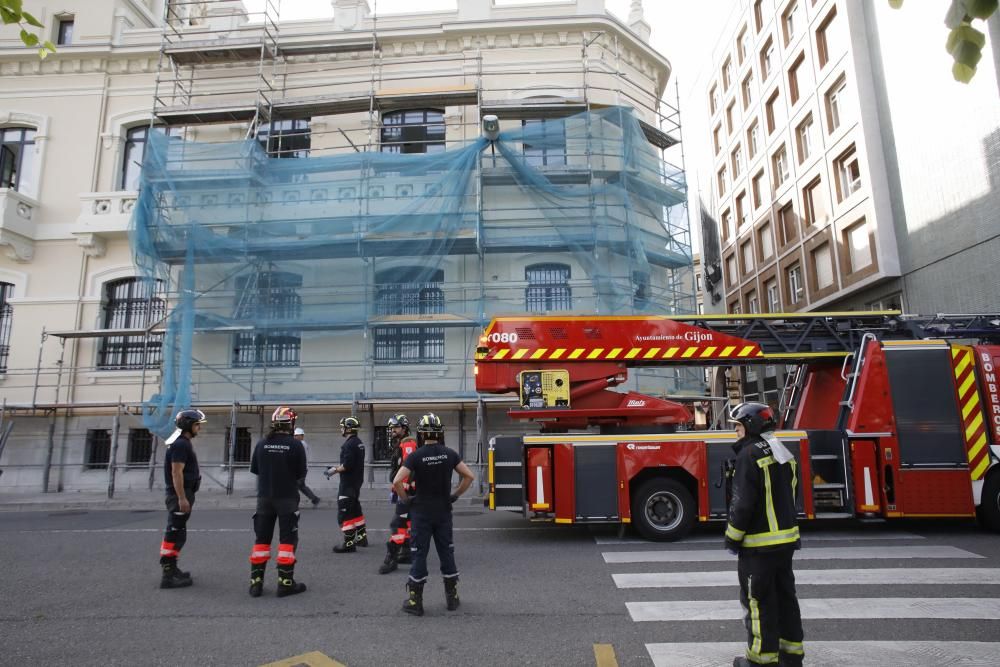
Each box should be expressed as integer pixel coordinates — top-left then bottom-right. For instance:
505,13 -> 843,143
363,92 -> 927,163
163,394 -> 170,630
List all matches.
392,413 -> 475,616
379,414 -> 419,574
293,427 -> 322,507
327,416 -> 368,553
248,406 -> 308,598
158,409 -> 206,589
725,402 -> 804,667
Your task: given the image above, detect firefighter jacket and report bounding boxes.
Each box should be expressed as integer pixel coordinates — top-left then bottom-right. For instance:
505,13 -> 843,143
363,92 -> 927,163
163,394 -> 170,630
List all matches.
338,434 -> 365,496
390,435 -> 419,492
725,433 -> 801,551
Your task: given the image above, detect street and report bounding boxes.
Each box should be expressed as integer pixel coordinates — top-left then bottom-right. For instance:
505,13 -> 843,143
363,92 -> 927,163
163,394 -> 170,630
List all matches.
1,507 -> 999,666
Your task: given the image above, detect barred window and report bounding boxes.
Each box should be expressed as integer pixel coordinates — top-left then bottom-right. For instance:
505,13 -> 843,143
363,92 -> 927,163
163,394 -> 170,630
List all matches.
98,278 -> 165,370
381,110 -> 445,154
374,268 -> 445,364
526,263 -> 571,312
233,271 -> 302,368
85,429 -> 111,469
126,428 -> 153,466
0,282 -> 12,373
224,426 -> 252,464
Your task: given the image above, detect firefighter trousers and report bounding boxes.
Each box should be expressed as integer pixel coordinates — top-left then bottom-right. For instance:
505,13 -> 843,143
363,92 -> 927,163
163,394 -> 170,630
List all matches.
737,548 -> 804,665
250,497 -> 301,565
407,502 -> 457,583
159,488 -> 196,564
388,498 -> 411,548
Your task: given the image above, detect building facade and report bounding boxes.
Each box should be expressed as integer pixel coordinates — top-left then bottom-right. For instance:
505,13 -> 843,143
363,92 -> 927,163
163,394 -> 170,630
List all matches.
700,0 -> 1000,316
0,0 -> 692,492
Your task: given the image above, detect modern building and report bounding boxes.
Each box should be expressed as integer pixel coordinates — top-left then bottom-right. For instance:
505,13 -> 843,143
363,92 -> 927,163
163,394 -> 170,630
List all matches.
697,0 -> 1000,316
0,0 -> 693,493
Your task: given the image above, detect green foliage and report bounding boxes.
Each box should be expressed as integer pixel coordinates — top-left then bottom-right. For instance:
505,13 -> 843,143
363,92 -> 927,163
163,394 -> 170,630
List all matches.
1,0 -> 57,58
890,0 -> 998,83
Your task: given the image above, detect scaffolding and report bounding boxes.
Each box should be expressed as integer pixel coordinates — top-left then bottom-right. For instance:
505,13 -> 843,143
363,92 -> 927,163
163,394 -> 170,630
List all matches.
0,0 -> 696,494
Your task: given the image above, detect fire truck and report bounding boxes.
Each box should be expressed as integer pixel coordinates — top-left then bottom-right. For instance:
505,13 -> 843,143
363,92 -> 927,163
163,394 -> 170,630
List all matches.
474,312 -> 1000,540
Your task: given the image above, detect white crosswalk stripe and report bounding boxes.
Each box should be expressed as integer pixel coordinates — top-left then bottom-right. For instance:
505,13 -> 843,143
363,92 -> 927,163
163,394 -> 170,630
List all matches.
600,533 -> 1000,666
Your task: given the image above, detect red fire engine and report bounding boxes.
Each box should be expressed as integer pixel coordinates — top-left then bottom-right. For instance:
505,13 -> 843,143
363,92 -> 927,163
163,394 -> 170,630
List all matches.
475,312 -> 1000,540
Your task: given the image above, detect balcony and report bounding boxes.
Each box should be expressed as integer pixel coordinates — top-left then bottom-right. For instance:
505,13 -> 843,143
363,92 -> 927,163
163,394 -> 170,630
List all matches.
0,188 -> 38,262
72,192 -> 139,257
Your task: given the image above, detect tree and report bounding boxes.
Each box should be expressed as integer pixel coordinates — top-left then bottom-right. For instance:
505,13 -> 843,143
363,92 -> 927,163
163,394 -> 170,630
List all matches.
890,0 -> 998,83
1,0 -> 57,58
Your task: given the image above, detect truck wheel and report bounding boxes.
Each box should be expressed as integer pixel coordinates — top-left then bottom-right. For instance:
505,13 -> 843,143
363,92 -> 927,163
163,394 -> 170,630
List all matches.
631,478 -> 695,541
978,470 -> 1000,533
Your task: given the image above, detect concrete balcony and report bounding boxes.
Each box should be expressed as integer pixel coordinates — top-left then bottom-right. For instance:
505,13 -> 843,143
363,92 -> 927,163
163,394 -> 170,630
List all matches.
72,191 -> 139,257
0,188 -> 38,262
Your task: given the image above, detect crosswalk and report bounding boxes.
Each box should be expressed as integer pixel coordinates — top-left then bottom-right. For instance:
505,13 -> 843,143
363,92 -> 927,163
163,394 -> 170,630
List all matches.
599,531 -> 1000,667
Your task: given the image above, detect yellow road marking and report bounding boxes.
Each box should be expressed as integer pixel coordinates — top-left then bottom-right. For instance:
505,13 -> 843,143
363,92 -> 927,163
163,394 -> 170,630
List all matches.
593,644 -> 619,667
259,651 -> 346,667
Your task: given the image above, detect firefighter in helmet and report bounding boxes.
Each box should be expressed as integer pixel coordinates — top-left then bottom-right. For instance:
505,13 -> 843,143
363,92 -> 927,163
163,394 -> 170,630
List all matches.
158,408 -> 206,589
379,414 -> 419,574
725,402 -> 804,667
327,416 -> 368,553
247,406 -> 308,598
392,413 -> 475,616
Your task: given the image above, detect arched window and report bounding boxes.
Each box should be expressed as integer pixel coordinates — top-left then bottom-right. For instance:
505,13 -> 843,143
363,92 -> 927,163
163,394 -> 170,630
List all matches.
98,278 -> 165,369
0,127 -> 36,193
0,282 -> 13,373
232,271 -> 302,368
525,263 -> 571,312
373,267 -> 445,363
120,125 -> 183,191
381,110 -> 445,154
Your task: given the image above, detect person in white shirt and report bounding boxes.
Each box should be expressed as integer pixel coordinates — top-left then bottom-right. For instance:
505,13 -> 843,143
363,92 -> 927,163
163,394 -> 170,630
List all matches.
294,427 -> 321,507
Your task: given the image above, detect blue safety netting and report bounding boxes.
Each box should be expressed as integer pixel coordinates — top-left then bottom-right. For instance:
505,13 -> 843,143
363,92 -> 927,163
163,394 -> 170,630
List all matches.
130,106 -> 692,437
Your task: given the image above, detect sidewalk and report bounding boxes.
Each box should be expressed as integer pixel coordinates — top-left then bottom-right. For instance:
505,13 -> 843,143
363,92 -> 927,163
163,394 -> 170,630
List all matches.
0,486 -> 488,513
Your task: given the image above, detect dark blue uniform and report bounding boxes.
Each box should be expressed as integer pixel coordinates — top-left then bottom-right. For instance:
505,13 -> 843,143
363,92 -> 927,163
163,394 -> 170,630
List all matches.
336,434 -> 367,548
403,443 -> 463,583
159,436 -> 201,564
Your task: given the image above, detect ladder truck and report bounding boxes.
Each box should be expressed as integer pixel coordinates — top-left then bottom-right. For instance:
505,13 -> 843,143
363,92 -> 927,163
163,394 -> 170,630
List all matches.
474,312 -> 1000,540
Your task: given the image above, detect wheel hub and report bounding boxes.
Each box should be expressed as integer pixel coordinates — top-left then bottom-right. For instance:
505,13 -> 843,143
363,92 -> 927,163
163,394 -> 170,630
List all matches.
645,491 -> 682,531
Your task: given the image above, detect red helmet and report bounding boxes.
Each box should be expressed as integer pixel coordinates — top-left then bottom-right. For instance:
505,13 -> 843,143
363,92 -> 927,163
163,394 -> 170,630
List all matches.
271,406 -> 297,432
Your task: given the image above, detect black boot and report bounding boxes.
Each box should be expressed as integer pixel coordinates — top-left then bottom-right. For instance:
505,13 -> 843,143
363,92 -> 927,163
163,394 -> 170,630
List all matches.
160,561 -> 192,589
444,575 -> 460,611
402,580 -> 424,616
276,566 -> 306,597
398,539 -> 412,564
378,542 -> 400,575
249,564 -> 265,597
333,529 -> 356,553
356,524 -> 369,547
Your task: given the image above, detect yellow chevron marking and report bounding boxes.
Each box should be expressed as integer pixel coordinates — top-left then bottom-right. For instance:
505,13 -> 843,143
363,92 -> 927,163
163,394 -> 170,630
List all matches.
664,347 -> 679,358
721,346 -> 736,357
682,347 -> 698,358
587,348 -> 604,359
549,348 -> 565,360
644,347 -> 661,359
962,394 -> 981,419
959,373 -> 976,399
967,433 -> 987,462
965,412 -> 984,440
700,346 -> 717,358
951,347 -> 961,358
606,348 -> 623,359
971,457 -> 991,480
625,348 -> 642,359
493,349 -> 509,360
568,348 -> 584,359
954,351 -> 971,377
512,349 -> 528,360
531,348 -> 548,360
739,346 -> 755,357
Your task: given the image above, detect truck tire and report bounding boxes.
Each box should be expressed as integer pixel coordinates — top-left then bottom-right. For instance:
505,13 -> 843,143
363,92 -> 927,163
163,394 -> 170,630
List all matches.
978,469 -> 1000,533
631,478 -> 696,541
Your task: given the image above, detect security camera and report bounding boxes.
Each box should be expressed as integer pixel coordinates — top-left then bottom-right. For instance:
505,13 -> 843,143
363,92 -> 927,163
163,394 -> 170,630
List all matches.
482,114 -> 500,142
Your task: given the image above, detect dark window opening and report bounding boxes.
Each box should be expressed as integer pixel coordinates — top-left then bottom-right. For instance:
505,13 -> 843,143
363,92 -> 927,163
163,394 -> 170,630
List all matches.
85,429 -> 111,469
0,127 -> 36,192
257,119 -> 311,158
120,125 -> 183,191
98,278 -> 165,370
126,428 -> 153,466
374,267 -> 445,364
224,426 -> 253,464
381,110 -> 445,154
57,19 -> 74,45
0,282 -> 13,373
526,263 -> 572,312
632,271 -> 650,310
233,271 -> 302,368
372,426 -> 391,461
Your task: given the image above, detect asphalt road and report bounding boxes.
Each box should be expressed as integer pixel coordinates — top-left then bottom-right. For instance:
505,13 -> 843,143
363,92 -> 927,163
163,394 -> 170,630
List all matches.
1,507 -> 999,666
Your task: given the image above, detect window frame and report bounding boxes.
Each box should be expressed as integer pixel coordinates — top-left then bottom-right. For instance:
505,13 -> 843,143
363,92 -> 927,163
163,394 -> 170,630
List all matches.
521,118 -> 568,167
0,282 -> 12,373
232,271 -> 303,369
56,18 -> 74,46
98,277 -> 166,370
835,144 -> 862,201
0,126 -> 37,193
825,75 -> 847,134
525,263 -> 572,312
381,109 -> 445,155
795,114 -> 814,163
